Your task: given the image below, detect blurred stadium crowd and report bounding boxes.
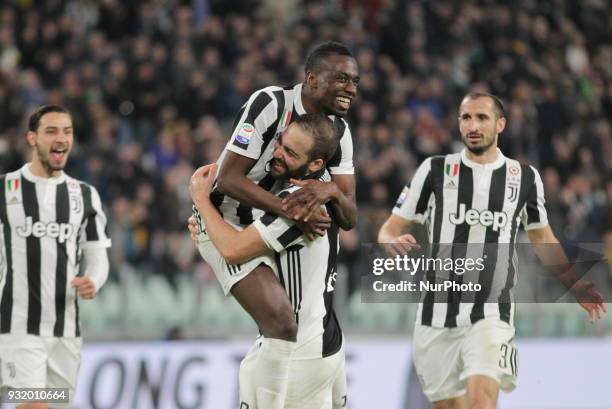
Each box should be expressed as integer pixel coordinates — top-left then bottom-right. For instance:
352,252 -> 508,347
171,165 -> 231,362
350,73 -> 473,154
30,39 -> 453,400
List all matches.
0,0 -> 610,294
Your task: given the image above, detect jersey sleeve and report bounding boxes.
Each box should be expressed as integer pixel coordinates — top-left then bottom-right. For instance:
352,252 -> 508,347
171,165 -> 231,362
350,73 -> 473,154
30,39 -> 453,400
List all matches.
327,120 -> 354,175
252,190 -> 305,252
79,184 -> 112,249
521,165 -> 549,230
392,158 -> 433,223
226,89 -> 279,160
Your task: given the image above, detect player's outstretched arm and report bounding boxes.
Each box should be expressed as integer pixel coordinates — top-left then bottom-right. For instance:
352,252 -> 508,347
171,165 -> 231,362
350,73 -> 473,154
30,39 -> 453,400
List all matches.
377,213 -> 419,256
282,174 -> 357,230
528,225 -> 607,321
190,163 -> 269,265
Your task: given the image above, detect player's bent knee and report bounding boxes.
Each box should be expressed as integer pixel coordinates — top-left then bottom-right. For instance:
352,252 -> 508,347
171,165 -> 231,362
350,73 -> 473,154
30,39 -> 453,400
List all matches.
467,376 -> 498,409
231,265 -> 297,341
467,390 -> 496,409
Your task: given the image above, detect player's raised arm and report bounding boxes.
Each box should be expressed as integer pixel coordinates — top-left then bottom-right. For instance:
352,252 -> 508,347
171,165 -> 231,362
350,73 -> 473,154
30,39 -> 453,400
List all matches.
213,88 -> 290,217
194,184 -> 314,266
191,163 -> 269,264
201,152 -> 330,240
204,90 -> 332,238
193,114 -> 339,264
216,151 -> 287,216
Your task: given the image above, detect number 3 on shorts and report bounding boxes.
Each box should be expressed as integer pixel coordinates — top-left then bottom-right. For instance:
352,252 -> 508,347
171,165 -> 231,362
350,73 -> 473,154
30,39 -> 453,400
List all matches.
499,343 -> 518,376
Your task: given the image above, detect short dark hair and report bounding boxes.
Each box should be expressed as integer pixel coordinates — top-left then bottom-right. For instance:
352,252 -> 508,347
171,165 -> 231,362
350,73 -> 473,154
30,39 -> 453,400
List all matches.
28,105 -> 71,132
304,41 -> 354,74
462,92 -> 506,118
293,113 -> 338,163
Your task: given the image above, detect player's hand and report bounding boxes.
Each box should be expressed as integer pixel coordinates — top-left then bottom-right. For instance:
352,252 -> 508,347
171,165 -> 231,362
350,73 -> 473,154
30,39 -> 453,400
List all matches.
189,163 -> 218,205
295,207 -> 332,240
71,277 -> 97,299
283,179 -> 336,222
187,216 -> 200,243
570,280 -> 607,322
385,234 -> 420,257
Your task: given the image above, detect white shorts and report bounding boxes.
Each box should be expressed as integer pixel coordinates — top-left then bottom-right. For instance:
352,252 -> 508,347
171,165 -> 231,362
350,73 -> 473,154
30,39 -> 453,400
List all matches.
0,334 -> 82,408
239,340 -> 347,409
196,229 -> 276,295
413,318 -> 517,402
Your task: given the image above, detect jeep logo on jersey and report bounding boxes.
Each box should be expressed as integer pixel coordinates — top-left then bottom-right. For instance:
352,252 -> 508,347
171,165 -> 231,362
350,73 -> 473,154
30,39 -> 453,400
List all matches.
449,204 -> 508,231
16,217 -> 76,243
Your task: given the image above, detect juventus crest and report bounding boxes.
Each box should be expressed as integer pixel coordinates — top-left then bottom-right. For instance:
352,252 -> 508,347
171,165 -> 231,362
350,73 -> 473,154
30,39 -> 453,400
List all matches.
506,183 -> 519,202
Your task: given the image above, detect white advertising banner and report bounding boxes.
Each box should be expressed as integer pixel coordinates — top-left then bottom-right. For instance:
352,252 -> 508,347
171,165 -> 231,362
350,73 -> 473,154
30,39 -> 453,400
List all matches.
72,339 -> 612,409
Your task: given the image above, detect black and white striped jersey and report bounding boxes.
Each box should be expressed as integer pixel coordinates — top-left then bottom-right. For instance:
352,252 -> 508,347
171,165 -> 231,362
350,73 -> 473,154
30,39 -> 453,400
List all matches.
393,149 -> 548,328
0,165 -> 111,338
210,83 -> 354,227
252,171 -> 342,359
